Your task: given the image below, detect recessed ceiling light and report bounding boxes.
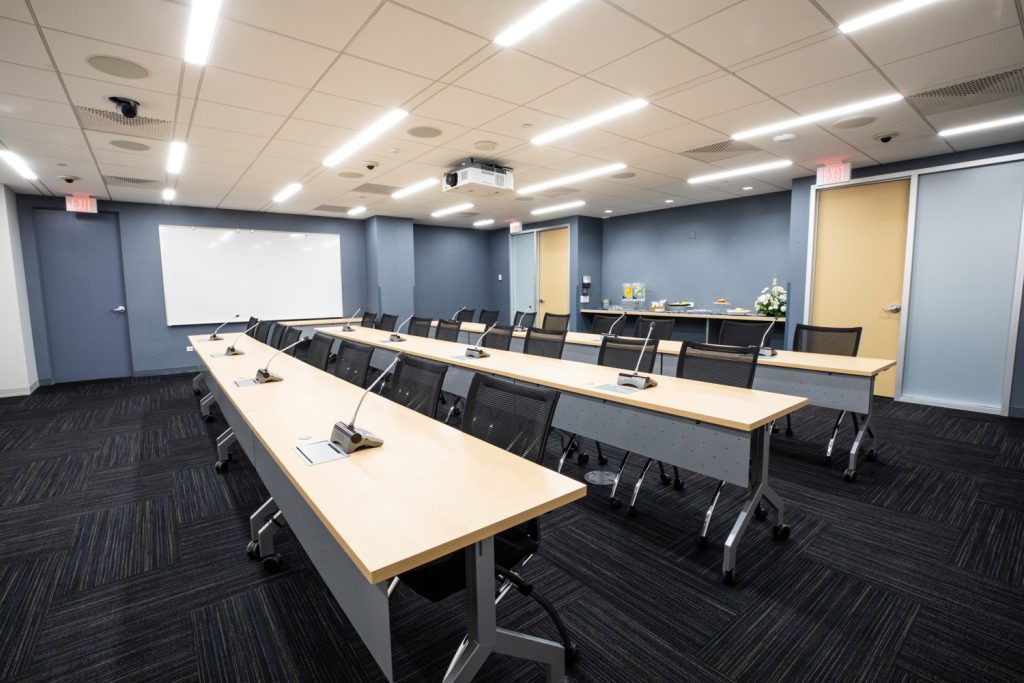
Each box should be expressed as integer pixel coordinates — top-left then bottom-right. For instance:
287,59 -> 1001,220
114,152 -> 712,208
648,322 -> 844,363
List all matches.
347,206 -> 366,216
338,171 -> 364,179
731,94 -> 903,140
323,109 -> 408,167
604,209 -> 613,213
687,160 -> 793,184
87,55 -> 149,79
184,0 -> 222,65
610,171 -> 636,179
272,182 -> 302,203
517,162 -> 626,195
838,0 -> 944,33
521,123 -> 533,128
110,139 -> 150,151
832,115 -> 876,129
515,196 -> 535,201
532,99 -> 648,146
664,199 -> 674,203
742,186 -> 754,191
473,218 -> 495,227
392,177 -> 438,199
0,150 -> 37,180
432,202 -> 474,218
162,188 -> 176,201
474,140 -> 498,152
938,113 -> 1024,137
494,0 -> 583,46
772,133 -> 797,143
166,141 -> 186,174
531,199 -> 585,216
408,126 -> 442,138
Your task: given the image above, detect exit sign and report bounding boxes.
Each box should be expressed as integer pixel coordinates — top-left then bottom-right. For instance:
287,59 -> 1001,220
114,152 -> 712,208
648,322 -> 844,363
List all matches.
66,195 -> 97,213
817,162 -> 852,185
510,221 -> 522,233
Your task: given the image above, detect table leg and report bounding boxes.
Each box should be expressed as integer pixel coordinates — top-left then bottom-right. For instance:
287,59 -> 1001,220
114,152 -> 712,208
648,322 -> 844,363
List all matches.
845,402 -> 876,483
192,372 -> 205,395
200,392 -> 216,420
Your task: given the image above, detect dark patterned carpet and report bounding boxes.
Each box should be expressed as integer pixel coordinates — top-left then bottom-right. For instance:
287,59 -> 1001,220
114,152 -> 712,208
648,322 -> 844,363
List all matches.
1,373 -> 1023,682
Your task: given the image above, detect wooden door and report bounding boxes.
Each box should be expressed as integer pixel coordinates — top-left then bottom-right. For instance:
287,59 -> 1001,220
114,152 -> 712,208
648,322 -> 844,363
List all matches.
536,228 -> 569,326
812,179 -> 909,397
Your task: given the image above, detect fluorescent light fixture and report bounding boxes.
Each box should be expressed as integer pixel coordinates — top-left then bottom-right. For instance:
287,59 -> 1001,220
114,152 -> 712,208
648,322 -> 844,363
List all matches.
742,186 -> 754,191
166,141 -> 187,174
0,150 -> 37,180
347,206 -> 366,216
731,94 -> 904,140
272,182 -> 302,203
473,218 -> 495,227
323,109 -> 408,168
532,99 -> 647,146
431,202 -> 473,218
838,0 -> 943,33
162,188 -> 176,201
184,0 -> 222,65
494,0 -> 582,46
604,209 -> 613,214
664,199 -> 674,204
938,113 -> 1024,137
531,199 -> 585,216
392,177 -> 438,199
517,162 -> 626,195
687,160 -> 793,185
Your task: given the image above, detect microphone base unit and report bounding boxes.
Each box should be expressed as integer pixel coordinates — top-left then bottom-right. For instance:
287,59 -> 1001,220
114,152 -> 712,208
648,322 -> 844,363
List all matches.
388,333 -> 406,342
342,325 -> 355,332
758,346 -> 777,357
208,334 -> 223,341
254,369 -> 284,384
225,346 -> 245,356
465,346 -> 489,358
617,372 -> 658,390
330,421 -> 383,454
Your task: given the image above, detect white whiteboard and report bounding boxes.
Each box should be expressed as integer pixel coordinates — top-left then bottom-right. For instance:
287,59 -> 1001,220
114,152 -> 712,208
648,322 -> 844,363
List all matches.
158,224 -> 344,326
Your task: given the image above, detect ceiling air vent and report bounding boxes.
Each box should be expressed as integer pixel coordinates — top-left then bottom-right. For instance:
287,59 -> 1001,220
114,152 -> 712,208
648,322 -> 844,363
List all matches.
535,187 -> 578,199
351,182 -> 401,195
102,175 -> 162,188
75,106 -> 173,140
313,204 -> 352,214
680,139 -> 761,162
907,68 -> 1024,117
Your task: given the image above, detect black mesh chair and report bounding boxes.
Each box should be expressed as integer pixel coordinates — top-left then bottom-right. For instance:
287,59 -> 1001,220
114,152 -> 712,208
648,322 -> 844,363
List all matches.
408,316 -> 433,338
541,312 -> 570,332
397,374 -> 577,664
245,316 -> 259,336
478,309 -> 500,327
718,319 -> 774,348
455,308 -> 476,323
635,317 -> 674,341
333,339 -> 374,387
267,323 -> 285,349
389,355 -> 447,418
513,311 -> 537,328
523,327 -> 566,359
481,324 -> 514,351
591,314 -> 626,336
305,334 -> 333,371
360,312 -> 377,328
378,313 -> 398,332
435,319 -> 462,342
254,321 -> 273,344
279,326 -> 301,354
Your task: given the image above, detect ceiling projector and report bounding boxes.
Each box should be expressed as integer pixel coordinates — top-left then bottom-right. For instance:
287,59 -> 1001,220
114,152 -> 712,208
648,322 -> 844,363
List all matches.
442,159 -> 514,194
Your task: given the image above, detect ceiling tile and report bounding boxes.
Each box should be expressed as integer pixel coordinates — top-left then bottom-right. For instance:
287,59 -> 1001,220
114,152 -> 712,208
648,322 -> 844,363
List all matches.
199,68 -> 308,117
187,145 -> 258,168
0,17 -> 52,69
639,121 -> 725,152
598,106 -> 690,139
0,63 -> 65,102
316,54 -> 433,108
31,0 -> 188,57
925,93 -> 1024,135
589,39 -> 718,97
262,138 -> 332,164
42,29 -> 183,95
220,0 -> 380,51
455,49 -> 577,104
776,68 -> 896,112
0,137 -> 92,164
191,100 -> 285,137
609,0 -> 744,33
442,129 -> 529,158
0,0 -> 31,22
480,106 -> 567,141
528,78 -> 628,119
0,92 -> 78,127
414,86 -> 516,128
587,139 -> 665,163
737,36 -> 872,97
276,118 -> 354,148
346,3 -> 488,80
85,129 -> 166,153
291,91 -> 387,129
699,99 -> 798,137
187,124 -> 268,155
674,0 -> 833,67
0,117 -> 85,146
405,0 -> 542,41
208,19 -> 338,89
655,74 -> 767,121
882,26 -> 1024,94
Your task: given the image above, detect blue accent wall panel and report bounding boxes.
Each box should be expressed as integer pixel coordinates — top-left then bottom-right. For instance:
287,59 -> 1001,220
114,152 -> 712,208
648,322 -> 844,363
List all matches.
365,216 -> 415,324
490,229 -> 509,321
413,225 -> 495,320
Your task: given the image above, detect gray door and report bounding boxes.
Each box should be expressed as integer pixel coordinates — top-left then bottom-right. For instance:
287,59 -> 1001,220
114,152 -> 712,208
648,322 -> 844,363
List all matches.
35,209 -> 133,382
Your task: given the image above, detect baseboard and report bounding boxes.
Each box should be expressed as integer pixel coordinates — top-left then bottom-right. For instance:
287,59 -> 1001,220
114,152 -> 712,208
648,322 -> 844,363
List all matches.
0,379 -> 39,398
1010,405 -> 1023,419
134,365 -> 202,377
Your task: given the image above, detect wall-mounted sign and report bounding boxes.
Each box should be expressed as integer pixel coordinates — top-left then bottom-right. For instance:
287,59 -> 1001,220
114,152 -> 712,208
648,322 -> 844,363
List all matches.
65,195 -> 97,213
816,162 -> 852,185
510,221 -> 522,233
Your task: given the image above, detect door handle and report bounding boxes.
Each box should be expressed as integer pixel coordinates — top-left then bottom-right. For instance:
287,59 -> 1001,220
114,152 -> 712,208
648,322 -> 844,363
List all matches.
112,305 -> 126,313
882,304 -> 901,313
538,298 -> 546,304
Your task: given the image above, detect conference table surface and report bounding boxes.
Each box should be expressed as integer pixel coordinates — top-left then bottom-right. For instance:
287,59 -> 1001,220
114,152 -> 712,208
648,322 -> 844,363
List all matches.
189,333 -> 586,584
278,317 -> 358,327
318,326 -> 807,432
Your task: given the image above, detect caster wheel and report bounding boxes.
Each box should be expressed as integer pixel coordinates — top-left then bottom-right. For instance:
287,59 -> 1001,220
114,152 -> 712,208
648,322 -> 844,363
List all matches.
576,451 -> 589,466
597,454 -> 608,465
697,535 -> 708,548
627,505 -> 637,517
785,428 -> 794,437
203,414 -> 215,423
609,497 -> 621,509
246,541 -> 259,560
214,460 -> 229,473
659,473 -> 671,485
772,524 -> 791,541
262,553 -> 283,573
723,569 -> 736,585
564,642 -> 579,666
754,504 -> 768,521
193,388 -> 202,396
844,469 -> 857,482
865,448 -> 877,462
771,425 -> 779,434
672,478 -> 684,491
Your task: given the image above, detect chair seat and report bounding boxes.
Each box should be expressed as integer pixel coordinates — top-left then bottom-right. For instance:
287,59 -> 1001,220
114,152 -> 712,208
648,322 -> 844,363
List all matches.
399,525 -> 538,602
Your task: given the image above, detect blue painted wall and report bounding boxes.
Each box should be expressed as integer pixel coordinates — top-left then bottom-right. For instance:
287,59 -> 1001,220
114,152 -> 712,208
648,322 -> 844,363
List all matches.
413,225 -> 497,321
490,230 -> 510,322
365,215 -> 415,323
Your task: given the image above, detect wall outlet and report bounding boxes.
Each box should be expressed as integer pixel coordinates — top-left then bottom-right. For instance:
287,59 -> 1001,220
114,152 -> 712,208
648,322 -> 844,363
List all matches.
186,345 -> 194,352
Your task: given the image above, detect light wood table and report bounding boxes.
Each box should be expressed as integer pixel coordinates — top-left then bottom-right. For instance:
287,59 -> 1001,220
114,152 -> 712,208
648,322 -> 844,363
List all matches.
190,334 -> 585,682
318,326 -> 807,582
581,308 -> 784,344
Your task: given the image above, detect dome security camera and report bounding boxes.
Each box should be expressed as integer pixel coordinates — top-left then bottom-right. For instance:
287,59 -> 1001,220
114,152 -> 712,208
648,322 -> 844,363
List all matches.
108,96 -> 139,119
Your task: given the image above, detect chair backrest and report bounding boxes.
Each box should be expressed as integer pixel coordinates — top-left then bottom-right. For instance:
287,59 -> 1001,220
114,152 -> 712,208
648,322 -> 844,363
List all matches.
245,316 -> 259,336
267,323 -> 285,349
378,313 -> 398,332
792,324 -> 862,357
254,321 -> 273,343
279,326 -> 301,353
718,319 -> 774,348
462,373 -> 560,464
408,316 -> 434,338
676,341 -> 758,389
481,324 -> 514,351
306,334 -> 333,371
360,312 -> 377,328
515,311 -> 537,328
455,308 -> 476,323
597,335 -> 657,373
390,355 -> 448,417
541,312 -> 570,332
435,319 -> 462,343
333,339 -> 374,387
635,317 -> 674,341
478,309 -> 500,326
591,314 -> 625,336
523,327 -> 566,359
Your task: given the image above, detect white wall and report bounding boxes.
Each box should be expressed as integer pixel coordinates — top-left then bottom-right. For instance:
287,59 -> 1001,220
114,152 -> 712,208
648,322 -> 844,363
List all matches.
0,186 -> 37,396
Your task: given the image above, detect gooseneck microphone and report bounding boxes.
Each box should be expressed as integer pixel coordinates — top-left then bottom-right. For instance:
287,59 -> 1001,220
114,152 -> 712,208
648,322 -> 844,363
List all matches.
758,317 -> 779,356
209,314 -> 240,340
514,305 -> 533,331
389,315 -> 414,342
254,337 -> 308,383
225,321 -> 261,355
603,311 -> 627,337
465,322 -> 498,358
343,307 -> 362,332
330,354 -> 402,454
617,324 -> 658,389
451,306 -> 466,322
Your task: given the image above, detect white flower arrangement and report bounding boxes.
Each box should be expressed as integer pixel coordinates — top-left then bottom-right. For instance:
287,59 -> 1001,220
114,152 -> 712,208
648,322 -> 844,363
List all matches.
755,277 -> 787,317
